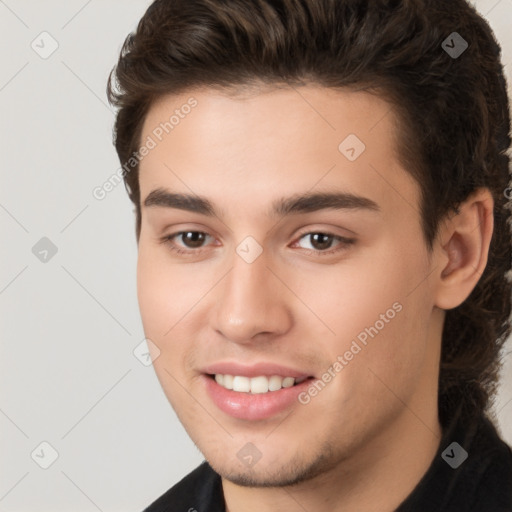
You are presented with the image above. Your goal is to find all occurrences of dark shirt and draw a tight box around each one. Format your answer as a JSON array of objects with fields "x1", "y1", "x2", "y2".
[{"x1": 143, "y1": 408, "x2": 512, "y2": 512}]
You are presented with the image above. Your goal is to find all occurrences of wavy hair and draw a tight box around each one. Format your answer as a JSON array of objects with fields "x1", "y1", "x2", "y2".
[{"x1": 107, "y1": 0, "x2": 512, "y2": 428}]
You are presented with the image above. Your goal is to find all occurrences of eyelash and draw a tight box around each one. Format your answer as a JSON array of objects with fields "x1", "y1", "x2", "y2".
[{"x1": 158, "y1": 229, "x2": 355, "y2": 257}]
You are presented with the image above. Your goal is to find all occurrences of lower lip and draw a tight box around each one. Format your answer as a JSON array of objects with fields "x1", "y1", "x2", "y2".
[{"x1": 202, "y1": 375, "x2": 314, "y2": 421}]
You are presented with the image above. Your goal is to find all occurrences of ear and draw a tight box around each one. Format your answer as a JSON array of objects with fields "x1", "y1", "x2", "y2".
[{"x1": 433, "y1": 188, "x2": 494, "y2": 310}]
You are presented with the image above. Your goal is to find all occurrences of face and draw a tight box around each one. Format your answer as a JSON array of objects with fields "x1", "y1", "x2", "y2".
[{"x1": 136, "y1": 85, "x2": 441, "y2": 487}]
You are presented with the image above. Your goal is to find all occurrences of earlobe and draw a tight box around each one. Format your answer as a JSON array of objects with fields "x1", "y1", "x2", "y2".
[{"x1": 434, "y1": 188, "x2": 494, "y2": 310}]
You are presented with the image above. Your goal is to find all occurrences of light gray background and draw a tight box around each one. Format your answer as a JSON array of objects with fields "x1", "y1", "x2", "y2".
[{"x1": 1, "y1": 1, "x2": 511, "y2": 511}]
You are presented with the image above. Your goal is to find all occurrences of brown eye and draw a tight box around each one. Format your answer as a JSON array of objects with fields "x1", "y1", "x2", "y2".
[
  {"x1": 306, "y1": 233, "x2": 335, "y2": 251},
  {"x1": 178, "y1": 231, "x2": 208, "y2": 248},
  {"x1": 293, "y1": 231, "x2": 356, "y2": 257},
  {"x1": 159, "y1": 231, "x2": 213, "y2": 256}
]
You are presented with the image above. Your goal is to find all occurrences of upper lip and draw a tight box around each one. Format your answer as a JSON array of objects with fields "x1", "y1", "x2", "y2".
[{"x1": 202, "y1": 361, "x2": 313, "y2": 379}]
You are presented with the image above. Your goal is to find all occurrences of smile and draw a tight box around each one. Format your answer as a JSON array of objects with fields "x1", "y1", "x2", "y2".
[{"x1": 212, "y1": 374, "x2": 308, "y2": 394}]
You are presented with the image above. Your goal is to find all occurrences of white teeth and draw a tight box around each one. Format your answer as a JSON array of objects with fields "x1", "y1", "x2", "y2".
[
  {"x1": 282, "y1": 377, "x2": 295, "y2": 388},
  {"x1": 268, "y1": 375, "x2": 283, "y2": 391},
  {"x1": 232, "y1": 376, "x2": 251, "y2": 392},
  {"x1": 250, "y1": 376, "x2": 269, "y2": 394},
  {"x1": 213, "y1": 374, "x2": 306, "y2": 393},
  {"x1": 223, "y1": 374, "x2": 234, "y2": 390}
]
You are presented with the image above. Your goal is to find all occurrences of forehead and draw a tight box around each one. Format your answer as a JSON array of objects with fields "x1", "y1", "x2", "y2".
[
  {"x1": 141, "y1": 84, "x2": 396, "y2": 149},
  {"x1": 137, "y1": 85, "x2": 420, "y2": 222}
]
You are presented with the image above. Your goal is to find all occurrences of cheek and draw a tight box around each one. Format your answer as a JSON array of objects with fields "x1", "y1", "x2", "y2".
[
  {"x1": 136, "y1": 244, "x2": 210, "y2": 378},
  {"x1": 136, "y1": 248, "x2": 197, "y2": 406},
  {"x1": 342, "y1": 286, "x2": 432, "y2": 415},
  {"x1": 136, "y1": 242, "x2": 199, "y2": 335},
  {"x1": 302, "y1": 239, "x2": 432, "y2": 382},
  {"x1": 136, "y1": 247, "x2": 168, "y2": 335},
  {"x1": 296, "y1": 248, "x2": 426, "y2": 344}
]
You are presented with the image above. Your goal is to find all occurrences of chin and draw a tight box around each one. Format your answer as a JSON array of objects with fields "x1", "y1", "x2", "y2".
[{"x1": 207, "y1": 443, "x2": 339, "y2": 488}]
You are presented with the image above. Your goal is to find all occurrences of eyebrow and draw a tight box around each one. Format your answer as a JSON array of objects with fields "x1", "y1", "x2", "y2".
[{"x1": 143, "y1": 187, "x2": 380, "y2": 218}]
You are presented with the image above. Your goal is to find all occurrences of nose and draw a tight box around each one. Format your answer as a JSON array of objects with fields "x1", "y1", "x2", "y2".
[{"x1": 212, "y1": 250, "x2": 293, "y2": 345}]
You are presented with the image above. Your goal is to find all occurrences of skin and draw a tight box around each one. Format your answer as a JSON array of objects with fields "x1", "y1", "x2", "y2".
[{"x1": 136, "y1": 85, "x2": 493, "y2": 512}]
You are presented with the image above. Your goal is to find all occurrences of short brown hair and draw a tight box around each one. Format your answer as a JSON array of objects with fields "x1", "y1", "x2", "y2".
[{"x1": 107, "y1": 0, "x2": 512, "y2": 428}]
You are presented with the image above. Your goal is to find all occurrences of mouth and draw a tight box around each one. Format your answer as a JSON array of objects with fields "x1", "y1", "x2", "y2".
[
  {"x1": 207, "y1": 373, "x2": 311, "y2": 394},
  {"x1": 202, "y1": 372, "x2": 316, "y2": 421}
]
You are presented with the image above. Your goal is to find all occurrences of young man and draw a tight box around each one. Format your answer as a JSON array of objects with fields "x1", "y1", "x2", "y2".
[{"x1": 108, "y1": 0, "x2": 512, "y2": 510}]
